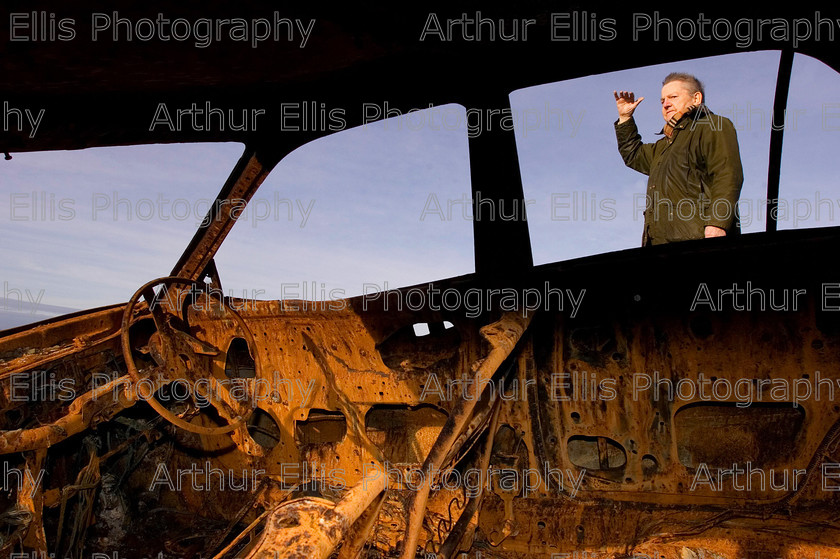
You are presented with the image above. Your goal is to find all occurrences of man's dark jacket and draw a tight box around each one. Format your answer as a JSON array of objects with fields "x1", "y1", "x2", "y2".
[{"x1": 615, "y1": 105, "x2": 744, "y2": 246}]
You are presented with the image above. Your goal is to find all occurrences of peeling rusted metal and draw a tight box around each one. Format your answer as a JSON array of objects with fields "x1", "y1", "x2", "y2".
[{"x1": 244, "y1": 470, "x2": 385, "y2": 559}]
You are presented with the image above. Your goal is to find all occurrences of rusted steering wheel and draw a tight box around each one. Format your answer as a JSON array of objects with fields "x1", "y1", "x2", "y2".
[{"x1": 120, "y1": 276, "x2": 259, "y2": 437}]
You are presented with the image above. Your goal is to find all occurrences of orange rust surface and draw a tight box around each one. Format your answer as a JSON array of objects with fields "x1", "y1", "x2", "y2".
[{"x1": 0, "y1": 276, "x2": 838, "y2": 558}]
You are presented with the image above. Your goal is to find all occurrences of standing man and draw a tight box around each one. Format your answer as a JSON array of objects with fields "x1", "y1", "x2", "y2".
[{"x1": 614, "y1": 73, "x2": 743, "y2": 246}]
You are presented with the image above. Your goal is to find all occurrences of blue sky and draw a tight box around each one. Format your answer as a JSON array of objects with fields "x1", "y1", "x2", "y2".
[{"x1": 3, "y1": 50, "x2": 840, "y2": 329}]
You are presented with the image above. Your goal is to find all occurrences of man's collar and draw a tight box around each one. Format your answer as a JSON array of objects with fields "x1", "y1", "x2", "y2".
[{"x1": 658, "y1": 104, "x2": 711, "y2": 137}]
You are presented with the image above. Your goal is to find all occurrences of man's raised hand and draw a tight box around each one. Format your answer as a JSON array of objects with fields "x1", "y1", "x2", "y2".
[{"x1": 614, "y1": 90, "x2": 644, "y2": 123}]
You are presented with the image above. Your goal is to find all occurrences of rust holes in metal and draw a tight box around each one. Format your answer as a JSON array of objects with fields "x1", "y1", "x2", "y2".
[
  {"x1": 224, "y1": 337, "x2": 256, "y2": 379},
  {"x1": 295, "y1": 409, "x2": 347, "y2": 445},
  {"x1": 411, "y1": 321, "x2": 455, "y2": 338},
  {"x1": 248, "y1": 408, "x2": 283, "y2": 449},
  {"x1": 567, "y1": 435, "x2": 627, "y2": 471},
  {"x1": 377, "y1": 320, "x2": 460, "y2": 371},
  {"x1": 641, "y1": 454, "x2": 659, "y2": 476}
]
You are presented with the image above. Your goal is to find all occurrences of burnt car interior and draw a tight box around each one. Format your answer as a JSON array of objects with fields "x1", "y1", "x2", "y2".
[{"x1": 2, "y1": 3, "x2": 840, "y2": 559}]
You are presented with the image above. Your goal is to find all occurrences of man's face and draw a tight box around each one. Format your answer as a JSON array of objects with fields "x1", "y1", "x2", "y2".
[{"x1": 660, "y1": 80, "x2": 702, "y2": 122}]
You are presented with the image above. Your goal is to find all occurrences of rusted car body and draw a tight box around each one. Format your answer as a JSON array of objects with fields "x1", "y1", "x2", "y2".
[{"x1": 1, "y1": 3, "x2": 839, "y2": 558}]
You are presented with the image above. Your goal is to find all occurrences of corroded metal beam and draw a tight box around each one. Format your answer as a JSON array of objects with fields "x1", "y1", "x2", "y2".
[
  {"x1": 0, "y1": 376, "x2": 134, "y2": 454},
  {"x1": 400, "y1": 310, "x2": 533, "y2": 559},
  {"x1": 170, "y1": 149, "x2": 279, "y2": 282},
  {"x1": 244, "y1": 469, "x2": 386, "y2": 559}
]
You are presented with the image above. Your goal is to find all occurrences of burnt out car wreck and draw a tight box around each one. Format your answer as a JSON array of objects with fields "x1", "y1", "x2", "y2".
[{"x1": 2, "y1": 4, "x2": 840, "y2": 559}]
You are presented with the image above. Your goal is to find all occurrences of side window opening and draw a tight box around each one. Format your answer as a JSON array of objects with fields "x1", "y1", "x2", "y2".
[
  {"x1": 0, "y1": 143, "x2": 245, "y2": 329},
  {"x1": 509, "y1": 51, "x2": 781, "y2": 264},
  {"x1": 778, "y1": 53, "x2": 840, "y2": 231},
  {"x1": 214, "y1": 104, "x2": 474, "y2": 303}
]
